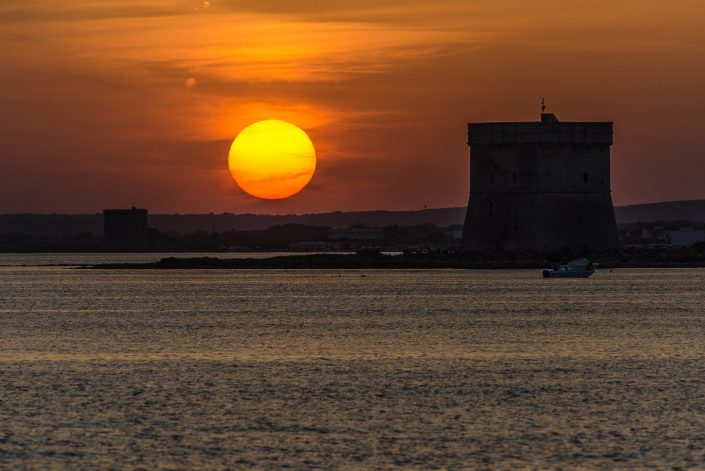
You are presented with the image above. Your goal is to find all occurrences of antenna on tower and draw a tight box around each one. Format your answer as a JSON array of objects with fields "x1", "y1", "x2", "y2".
[{"x1": 541, "y1": 98, "x2": 546, "y2": 114}]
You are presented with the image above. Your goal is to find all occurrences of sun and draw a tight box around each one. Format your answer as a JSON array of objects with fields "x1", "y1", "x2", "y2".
[{"x1": 228, "y1": 120, "x2": 317, "y2": 199}]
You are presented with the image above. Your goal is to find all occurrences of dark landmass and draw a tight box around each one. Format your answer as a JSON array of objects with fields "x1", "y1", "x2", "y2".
[
  {"x1": 0, "y1": 223, "x2": 459, "y2": 252},
  {"x1": 150, "y1": 208, "x2": 468, "y2": 234},
  {"x1": 2, "y1": 199, "x2": 705, "y2": 238},
  {"x1": 2, "y1": 220, "x2": 704, "y2": 254},
  {"x1": 2, "y1": 200, "x2": 705, "y2": 253},
  {"x1": 0, "y1": 207, "x2": 466, "y2": 236},
  {"x1": 85, "y1": 246, "x2": 705, "y2": 270}
]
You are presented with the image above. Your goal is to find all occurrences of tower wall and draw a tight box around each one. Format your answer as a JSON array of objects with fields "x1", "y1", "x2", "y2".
[{"x1": 461, "y1": 118, "x2": 620, "y2": 251}]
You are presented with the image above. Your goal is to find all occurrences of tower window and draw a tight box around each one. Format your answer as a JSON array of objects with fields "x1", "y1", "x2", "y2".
[{"x1": 583, "y1": 172, "x2": 589, "y2": 183}]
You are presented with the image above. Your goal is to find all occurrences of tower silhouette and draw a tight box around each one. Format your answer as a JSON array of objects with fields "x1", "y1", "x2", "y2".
[{"x1": 461, "y1": 111, "x2": 620, "y2": 252}]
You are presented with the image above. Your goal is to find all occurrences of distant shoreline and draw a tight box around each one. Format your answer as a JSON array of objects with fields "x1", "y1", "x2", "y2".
[
  {"x1": 81, "y1": 254, "x2": 705, "y2": 270},
  {"x1": 3, "y1": 199, "x2": 705, "y2": 237}
]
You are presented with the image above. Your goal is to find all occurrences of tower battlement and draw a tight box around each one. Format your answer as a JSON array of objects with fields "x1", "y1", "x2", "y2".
[{"x1": 468, "y1": 121, "x2": 613, "y2": 146}]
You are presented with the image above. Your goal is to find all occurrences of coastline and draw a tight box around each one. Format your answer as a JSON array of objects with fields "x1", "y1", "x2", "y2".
[{"x1": 81, "y1": 253, "x2": 705, "y2": 270}]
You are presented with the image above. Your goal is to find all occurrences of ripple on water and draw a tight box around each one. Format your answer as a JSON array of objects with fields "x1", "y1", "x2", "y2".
[{"x1": 1, "y1": 267, "x2": 705, "y2": 468}]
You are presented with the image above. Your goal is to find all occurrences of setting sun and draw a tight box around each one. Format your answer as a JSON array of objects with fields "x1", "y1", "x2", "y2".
[{"x1": 228, "y1": 120, "x2": 317, "y2": 200}]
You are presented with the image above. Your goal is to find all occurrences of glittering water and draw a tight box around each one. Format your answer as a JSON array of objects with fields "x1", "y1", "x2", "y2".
[{"x1": 1, "y1": 264, "x2": 705, "y2": 469}]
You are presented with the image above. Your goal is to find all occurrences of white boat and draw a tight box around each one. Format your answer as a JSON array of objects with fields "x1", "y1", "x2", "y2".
[{"x1": 542, "y1": 258, "x2": 597, "y2": 278}]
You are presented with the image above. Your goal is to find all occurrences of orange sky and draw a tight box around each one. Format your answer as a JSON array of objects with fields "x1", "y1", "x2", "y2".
[{"x1": 1, "y1": 0, "x2": 705, "y2": 213}]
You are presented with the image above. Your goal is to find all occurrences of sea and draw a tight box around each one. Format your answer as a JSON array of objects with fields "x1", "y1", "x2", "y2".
[{"x1": 1, "y1": 253, "x2": 705, "y2": 469}]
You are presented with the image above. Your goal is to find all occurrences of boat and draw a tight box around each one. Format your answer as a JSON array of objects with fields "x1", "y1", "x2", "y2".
[{"x1": 542, "y1": 258, "x2": 597, "y2": 278}]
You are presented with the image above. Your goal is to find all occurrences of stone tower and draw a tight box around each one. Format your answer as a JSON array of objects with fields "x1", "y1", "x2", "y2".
[
  {"x1": 461, "y1": 112, "x2": 620, "y2": 252},
  {"x1": 103, "y1": 207, "x2": 149, "y2": 251}
]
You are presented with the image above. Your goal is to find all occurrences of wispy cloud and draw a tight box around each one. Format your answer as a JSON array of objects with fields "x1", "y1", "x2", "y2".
[{"x1": 0, "y1": 0, "x2": 188, "y2": 22}]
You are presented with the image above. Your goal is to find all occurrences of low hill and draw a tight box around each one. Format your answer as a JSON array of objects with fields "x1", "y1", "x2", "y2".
[
  {"x1": 615, "y1": 200, "x2": 705, "y2": 224},
  {"x1": 149, "y1": 208, "x2": 467, "y2": 234}
]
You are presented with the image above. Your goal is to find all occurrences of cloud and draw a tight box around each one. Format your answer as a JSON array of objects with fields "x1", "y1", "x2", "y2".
[
  {"x1": 194, "y1": 1, "x2": 210, "y2": 12},
  {"x1": 0, "y1": 1, "x2": 185, "y2": 22},
  {"x1": 1, "y1": 1, "x2": 484, "y2": 85}
]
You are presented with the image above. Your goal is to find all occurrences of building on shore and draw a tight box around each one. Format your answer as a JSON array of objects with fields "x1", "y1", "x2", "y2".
[
  {"x1": 462, "y1": 111, "x2": 620, "y2": 252},
  {"x1": 103, "y1": 207, "x2": 149, "y2": 251}
]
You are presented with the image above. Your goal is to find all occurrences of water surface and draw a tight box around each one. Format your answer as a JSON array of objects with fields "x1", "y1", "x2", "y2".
[{"x1": 1, "y1": 266, "x2": 704, "y2": 468}]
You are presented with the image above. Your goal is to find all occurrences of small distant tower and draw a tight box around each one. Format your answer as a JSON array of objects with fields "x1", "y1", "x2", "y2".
[
  {"x1": 461, "y1": 109, "x2": 620, "y2": 252},
  {"x1": 103, "y1": 207, "x2": 149, "y2": 251}
]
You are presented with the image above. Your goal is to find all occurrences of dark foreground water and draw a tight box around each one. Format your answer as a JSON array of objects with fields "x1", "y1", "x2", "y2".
[{"x1": 1, "y1": 265, "x2": 705, "y2": 469}]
